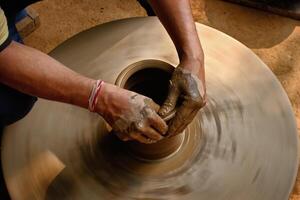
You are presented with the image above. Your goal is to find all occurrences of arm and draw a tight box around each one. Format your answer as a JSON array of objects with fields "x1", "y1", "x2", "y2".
[
  {"x1": 0, "y1": 41, "x2": 167, "y2": 143},
  {"x1": 0, "y1": 4, "x2": 168, "y2": 143},
  {"x1": 0, "y1": 41, "x2": 94, "y2": 108},
  {"x1": 148, "y1": 0, "x2": 204, "y2": 72},
  {"x1": 148, "y1": 0, "x2": 206, "y2": 136}
]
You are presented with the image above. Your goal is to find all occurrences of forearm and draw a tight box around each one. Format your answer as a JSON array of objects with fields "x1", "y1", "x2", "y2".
[
  {"x1": 148, "y1": 0, "x2": 203, "y2": 64},
  {"x1": 0, "y1": 41, "x2": 94, "y2": 108}
]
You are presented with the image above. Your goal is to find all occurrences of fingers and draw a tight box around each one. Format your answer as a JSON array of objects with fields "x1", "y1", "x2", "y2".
[
  {"x1": 140, "y1": 127, "x2": 164, "y2": 141},
  {"x1": 129, "y1": 132, "x2": 157, "y2": 144},
  {"x1": 158, "y1": 81, "x2": 180, "y2": 118},
  {"x1": 115, "y1": 131, "x2": 156, "y2": 144},
  {"x1": 115, "y1": 132, "x2": 132, "y2": 141},
  {"x1": 117, "y1": 119, "x2": 166, "y2": 144},
  {"x1": 167, "y1": 100, "x2": 201, "y2": 136},
  {"x1": 140, "y1": 100, "x2": 168, "y2": 137},
  {"x1": 170, "y1": 109, "x2": 198, "y2": 135},
  {"x1": 135, "y1": 120, "x2": 164, "y2": 142},
  {"x1": 148, "y1": 112, "x2": 168, "y2": 135}
]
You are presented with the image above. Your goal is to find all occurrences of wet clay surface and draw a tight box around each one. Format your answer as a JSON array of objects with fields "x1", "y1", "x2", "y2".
[
  {"x1": 21, "y1": 0, "x2": 300, "y2": 199},
  {"x1": 159, "y1": 67, "x2": 206, "y2": 136}
]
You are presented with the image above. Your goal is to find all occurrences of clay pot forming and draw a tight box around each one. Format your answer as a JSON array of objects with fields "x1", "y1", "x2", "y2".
[{"x1": 115, "y1": 59, "x2": 186, "y2": 161}]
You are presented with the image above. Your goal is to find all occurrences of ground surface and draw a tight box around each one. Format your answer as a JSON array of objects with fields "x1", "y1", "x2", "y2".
[{"x1": 24, "y1": 0, "x2": 300, "y2": 199}]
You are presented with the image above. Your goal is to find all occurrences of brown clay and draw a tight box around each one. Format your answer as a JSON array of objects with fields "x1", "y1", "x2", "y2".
[
  {"x1": 115, "y1": 59, "x2": 185, "y2": 161},
  {"x1": 159, "y1": 66, "x2": 206, "y2": 136}
]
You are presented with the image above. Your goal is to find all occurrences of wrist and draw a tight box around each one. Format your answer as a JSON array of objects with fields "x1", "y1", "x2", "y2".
[
  {"x1": 88, "y1": 80, "x2": 104, "y2": 112},
  {"x1": 178, "y1": 41, "x2": 204, "y2": 62},
  {"x1": 69, "y1": 77, "x2": 95, "y2": 109},
  {"x1": 178, "y1": 47, "x2": 204, "y2": 72},
  {"x1": 93, "y1": 82, "x2": 111, "y2": 115},
  {"x1": 179, "y1": 56, "x2": 204, "y2": 75}
]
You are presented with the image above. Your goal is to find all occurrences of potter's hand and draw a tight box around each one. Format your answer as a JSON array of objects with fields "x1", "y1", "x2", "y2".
[
  {"x1": 95, "y1": 83, "x2": 168, "y2": 144},
  {"x1": 147, "y1": 0, "x2": 207, "y2": 136},
  {"x1": 159, "y1": 60, "x2": 206, "y2": 136}
]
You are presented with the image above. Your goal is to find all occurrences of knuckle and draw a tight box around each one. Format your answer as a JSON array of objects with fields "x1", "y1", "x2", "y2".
[
  {"x1": 134, "y1": 121, "x2": 145, "y2": 130},
  {"x1": 146, "y1": 109, "x2": 155, "y2": 117},
  {"x1": 148, "y1": 113, "x2": 158, "y2": 121},
  {"x1": 148, "y1": 115, "x2": 162, "y2": 126},
  {"x1": 189, "y1": 97, "x2": 205, "y2": 108}
]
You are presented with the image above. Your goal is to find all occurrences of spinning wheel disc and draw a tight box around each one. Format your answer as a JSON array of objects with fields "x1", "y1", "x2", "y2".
[{"x1": 1, "y1": 17, "x2": 298, "y2": 200}]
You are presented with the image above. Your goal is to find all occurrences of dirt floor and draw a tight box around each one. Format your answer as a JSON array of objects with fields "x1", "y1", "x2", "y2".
[{"x1": 24, "y1": 0, "x2": 300, "y2": 199}]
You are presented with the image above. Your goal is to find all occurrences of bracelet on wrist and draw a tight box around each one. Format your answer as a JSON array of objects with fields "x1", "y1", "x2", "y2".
[{"x1": 88, "y1": 80, "x2": 104, "y2": 112}]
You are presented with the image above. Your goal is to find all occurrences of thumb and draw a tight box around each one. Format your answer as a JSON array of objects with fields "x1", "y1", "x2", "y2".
[{"x1": 158, "y1": 82, "x2": 180, "y2": 118}]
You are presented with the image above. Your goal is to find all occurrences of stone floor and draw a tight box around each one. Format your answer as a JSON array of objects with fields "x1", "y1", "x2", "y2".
[{"x1": 24, "y1": 0, "x2": 300, "y2": 199}]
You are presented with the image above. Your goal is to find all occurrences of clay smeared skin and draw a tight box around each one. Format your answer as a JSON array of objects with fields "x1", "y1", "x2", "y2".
[
  {"x1": 159, "y1": 67, "x2": 206, "y2": 136},
  {"x1": 96, "y1": 83, "x2": 168, "y2": 144},
  {"x1": 149, "y1": 0, "x2": 207, "y2": 136}
]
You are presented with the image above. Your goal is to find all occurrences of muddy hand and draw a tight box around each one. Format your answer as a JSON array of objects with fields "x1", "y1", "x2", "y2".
[
  {"x1": 159, "y1": 66, "x2": 206, "y2": 136},
  {"x1": 95, "y1": 83, "x2": 168, "y2": 144}
]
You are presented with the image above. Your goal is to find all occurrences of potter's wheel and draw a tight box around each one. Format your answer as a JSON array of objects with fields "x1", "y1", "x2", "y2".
[{"x1": 1, "y1": 17, "x2": 298, "y2": 200}]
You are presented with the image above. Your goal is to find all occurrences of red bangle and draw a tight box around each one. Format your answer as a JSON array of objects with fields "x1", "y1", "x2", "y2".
[{"x1": 88, "y1": 80, "x2": 104, "y2": 112}]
